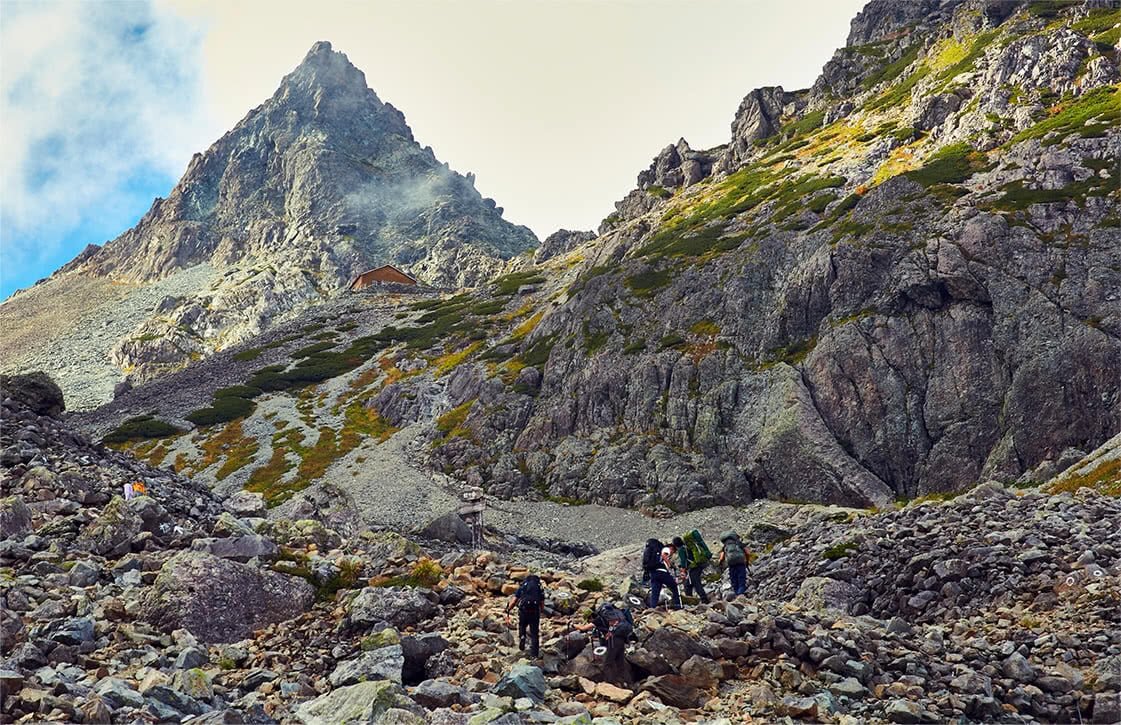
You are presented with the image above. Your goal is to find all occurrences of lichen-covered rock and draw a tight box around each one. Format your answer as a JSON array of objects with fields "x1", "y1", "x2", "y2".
[
  {"x1": 142, "y1": 551, "x2": 314, "y2": 642},
  {"x1": 791, "y1": 576, "x2": 862, "y2": 613},
  {"x1": 295, "y1": 680, "x2": 416, "y2": 725},
  {"x1": 255, "y1": 518, "x2": 341, "y2": 550}
]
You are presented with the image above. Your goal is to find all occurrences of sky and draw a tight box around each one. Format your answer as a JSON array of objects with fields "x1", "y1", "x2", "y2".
[{"x1": 0, "y1": 0, "x2": 866, "y2": 299}]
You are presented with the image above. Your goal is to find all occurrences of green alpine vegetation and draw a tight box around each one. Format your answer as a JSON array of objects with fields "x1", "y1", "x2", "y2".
[{"x1": 103, "y1": 415, "x2": 183, "y2": 444}]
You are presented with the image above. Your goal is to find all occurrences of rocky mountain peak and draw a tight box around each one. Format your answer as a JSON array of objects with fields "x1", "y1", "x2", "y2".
[
  {"x1": 271, "y1": 41, "x2": 409, "y2": 136},
  {"x1": 0, "y1": 40, "x2": 537, "y2": 407},
  {"x1": 289, "y1": 40, "x2": 365, "y2": 88}
]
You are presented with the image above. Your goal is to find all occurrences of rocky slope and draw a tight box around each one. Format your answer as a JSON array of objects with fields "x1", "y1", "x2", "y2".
[
  {"x1": 0, "y1": 41, "x2": 537, "y2": 408},
  {"x1": 3, "y1": 374, "x2": 1120, "y2": 724}
]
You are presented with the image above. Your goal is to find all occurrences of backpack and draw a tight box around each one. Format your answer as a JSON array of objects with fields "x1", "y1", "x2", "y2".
[
  {"x1": 517, "y1": 575, "x2": 544, "y2": 611},
  {"x1": 641, "y1": 539, "x2": 665, "y2": 574},
  {"x1": 683, "y1": 529, "x2": 712, "y2": 568},
  {"x1": 722, "y1": 533, "x2": 747, "y2": 567},
  {"x1": 593, "y1": 603, "x2": 637, "y2": 642}
]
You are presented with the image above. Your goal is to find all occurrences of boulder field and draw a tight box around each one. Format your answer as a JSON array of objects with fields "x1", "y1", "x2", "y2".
[{"x1": 2, "y1": 388, "x2": 1120, "y2": 724}]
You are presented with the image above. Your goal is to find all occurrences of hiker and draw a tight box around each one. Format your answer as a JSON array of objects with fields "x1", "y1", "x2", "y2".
[
  {"x1": 591, "y1": 601, "x2": 636, "y2": 682},
  {"x1": 673, "y1": 531, "x2": 711, "y2": 604},
  {"x1": 506, "y1": 573, "x2": 545, "y2": 657},
  {"x1": 718, "y1": 530, "x2": 749, "y2": 596},
  {"x1": 642, "y1": 538, "x2": 682, "y2": 610},
  {"x1": 572, "y1": 601, "x2": 636, "y2": 683}
]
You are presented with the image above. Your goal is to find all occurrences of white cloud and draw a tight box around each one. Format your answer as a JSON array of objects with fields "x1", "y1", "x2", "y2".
[{"x1": 0, "y1": 0, "x2": 221, "y2": 287}]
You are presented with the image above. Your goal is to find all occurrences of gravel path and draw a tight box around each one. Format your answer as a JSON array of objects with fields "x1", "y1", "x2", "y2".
[{"x1": 325, "y1": 418, "x2": 857, "y2": 553}]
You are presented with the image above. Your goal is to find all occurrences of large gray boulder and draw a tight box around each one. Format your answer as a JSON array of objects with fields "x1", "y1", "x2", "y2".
[
  {"x1": 493, "y1": 664, "x2": 546, "y2": 703},
  {"x1": 295, "y1": 680, "x2": 416, "y2": 725},
  {"x1": 328, "y1": 645, "x2": 404, "y2": 686},
  {"x1": 346, "y1": 587, "x2": 438, "y2": 631},
  {"x1": 0, "y1": 496, "x2": 33, "y2": 539},
  {"x1": 75, "y1": 496, "x2": 143, "y2": 557},
  {"x1": 190, "y1": 535, "x2": 279, "y2": 563},
  {"x1": 0, "y1": 373, "x2": 64, "y2": 416},
  {"x1": 223, "y1": 491, "x2": 267, "y2": 519},
  {"x1": 142, "y1": 551, "x2": 314, "y2": 643},
  {"x1": 627, "y1": 627, "x2": 717, "y2": 674},
  {"x1": 417, "y1": 512, "x2": 472, "y2": 545}
]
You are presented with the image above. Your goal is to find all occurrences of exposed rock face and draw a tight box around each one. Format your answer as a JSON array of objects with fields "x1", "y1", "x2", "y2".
[
  {"x1": 717, "y1": 87, "x2": 799, "y2": 173},
  {"x1": 600, "y1": 140, "x2": 720, "y2": 233},
  {"x1": 534, "y1": 229, "x2": 596, "y2": 263},
  {"x1": 846, "y1": 0, "x2": 955, "y2": 46},
  {"x1": 637, "y1": 139, "x2": 715, "y2": 191},
  {"x1": 408, "y1": 0, "x2": 1121, "y2": 509},
  {"x1": 0, "y1": 41, "x2": 537, "y2": 407}
]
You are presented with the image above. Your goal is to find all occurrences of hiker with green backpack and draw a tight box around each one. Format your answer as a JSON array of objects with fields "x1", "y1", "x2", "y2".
[
  {"x1": 718, "y1": 530, "x2": 750, "y2": 597},
  {"x1": 672, "y1": 530, "x2": 712, "y2": 604}
]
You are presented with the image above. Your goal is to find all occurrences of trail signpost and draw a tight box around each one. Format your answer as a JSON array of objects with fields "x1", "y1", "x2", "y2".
[{"x1": 458, "y1": 486, "x2": 485, "y2": 549}]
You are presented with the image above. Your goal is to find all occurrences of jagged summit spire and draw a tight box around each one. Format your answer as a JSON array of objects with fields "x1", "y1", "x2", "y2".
[{"x1": 281, "y1": 40, "x2": 372, "y2": 100}]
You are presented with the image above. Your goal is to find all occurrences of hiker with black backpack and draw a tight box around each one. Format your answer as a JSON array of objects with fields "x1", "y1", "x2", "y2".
[
  {"x1": 641, "y1": 538, "x2": 682, "y2": 610},
  {"x1": 506, "y1": 574, "x2": 545, "y2": 657},
  {"x1": 673, "y1": 530, "x2": 712, "y2": 604},
  {"x1": 592, "y1": 601, "x2": 636, "y2": 682},
  {"x1": 718, "y1": 530, "x2": 749, "y2": 597}
]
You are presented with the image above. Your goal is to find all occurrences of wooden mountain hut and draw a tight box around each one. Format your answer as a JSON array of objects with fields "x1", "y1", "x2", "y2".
[{"x1": 348, "y1": 264, "x2": 418, "y2": 291}]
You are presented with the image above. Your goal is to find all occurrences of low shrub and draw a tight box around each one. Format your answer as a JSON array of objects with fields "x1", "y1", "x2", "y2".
[
  {"x1": 185, "y1": 396, "x2": 256, "y2": 427},
  {"x1": 518, "y1": 335, "x2": 557, "y2": 368},
  {"x1": 374, "y1": 558, "x2": 443, "y2": 588},
  {"x1": 103, "y1": 415, "x2": 183, "y2": 444},
  {"x1": 822, "y1": 540, "x2": 858, "y2": 560},
  {"x1": 905, "y1": 143, "x2": 987, "y2": 187},
  {"x1": 291, "y1": 341, "x2": 336, "y2": 358},
  {"x1": 1010, "y1": 85, "x2": 1119, "y2": 144},
  {"x1": 232, "y1": 348, "x2": 263, "y2": 362},
  {"x1": 436, "y1": 400, "x2": 475, "y2": 440},
  {"x1": 659, "y1": 334, "x2": 686, "y2": 350},
  {"x1": 625, "y1": 268, "x2": 673, "y2": 297},
  {"x1": 214, "y1": 385, "x2": 264, "y2": 399},
  {"x1": 493, "y1": 270, "x2": 547, "y2": 296}
]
